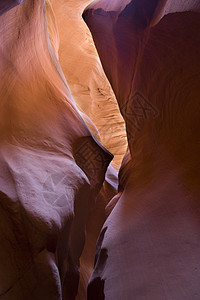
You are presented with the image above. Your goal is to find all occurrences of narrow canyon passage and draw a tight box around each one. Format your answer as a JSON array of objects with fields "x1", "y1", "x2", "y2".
[{"x1": 0, "y1": 1, "x2": 200, "y2": 300}]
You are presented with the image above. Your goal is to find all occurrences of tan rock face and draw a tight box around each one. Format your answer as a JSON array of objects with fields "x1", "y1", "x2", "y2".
[
  {"x1": 1, "y1": 0, "x2": 200, "y2": 299},
  {"x1": 44, "y1": 3, "x2": 126, "y2": 296},
  {"x1": 48, "y1": 0, "x2": 127, "y2": 168},
  {"x1": 0, "y1": 1, "x2": 113, "y2": 299}
]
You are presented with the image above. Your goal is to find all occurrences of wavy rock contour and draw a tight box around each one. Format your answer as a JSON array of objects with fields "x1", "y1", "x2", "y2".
[
  {"x1": 0, "y1": 1, "x2": 113, "y2": 299},
  {"x1": 84, "y1": 0, "x2": 200, "y2": 299}
]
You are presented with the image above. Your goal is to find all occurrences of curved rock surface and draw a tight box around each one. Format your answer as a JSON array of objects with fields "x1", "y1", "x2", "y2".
[
  {"x1": 84, "y1": 0, "x2": 200, "y2": 299},
  {"x1": 1, "y1": 0, "x2": 200, "y2": 299},
  {"x1": 48, "y1": 0, "x2": 127, "y2": 168},
  {"x1": 0, "y1": 1, "x2": 114, "y2": 299}
]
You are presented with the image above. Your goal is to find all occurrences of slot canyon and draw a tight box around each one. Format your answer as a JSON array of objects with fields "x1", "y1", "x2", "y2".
[{"x1": 0, "y1": 0, "x2": 200, "y2": 299}]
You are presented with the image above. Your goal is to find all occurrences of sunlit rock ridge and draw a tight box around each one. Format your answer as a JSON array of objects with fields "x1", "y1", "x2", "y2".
[{"x1": 48, "y1": 0, "x2": 127, "y2": 168}]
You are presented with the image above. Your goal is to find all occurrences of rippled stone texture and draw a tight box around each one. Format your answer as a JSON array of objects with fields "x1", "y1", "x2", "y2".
[{"x1": 49, "y1": 0, "x2": 127, "y2": 168}]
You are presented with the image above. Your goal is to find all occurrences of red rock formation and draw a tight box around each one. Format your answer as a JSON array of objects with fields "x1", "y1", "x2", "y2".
[
  {"x1": 0, "y1": 0, "x2": 25, "y2": 16},
  {"x1": 48, "y1": 0, "x2": 127, "y2": 167},
  {"x1": 0, "y1": 1, "x2": 113, "y2": 299},
  {"x1": 1, "y1": 0, "x2": 200, "y2": 299},
  {"x1": 44, "y1": 2, "x2": 125, "y2": 297},
  {"x1": 84, "y1": 0, "x2": 200, "y2": 299}
]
